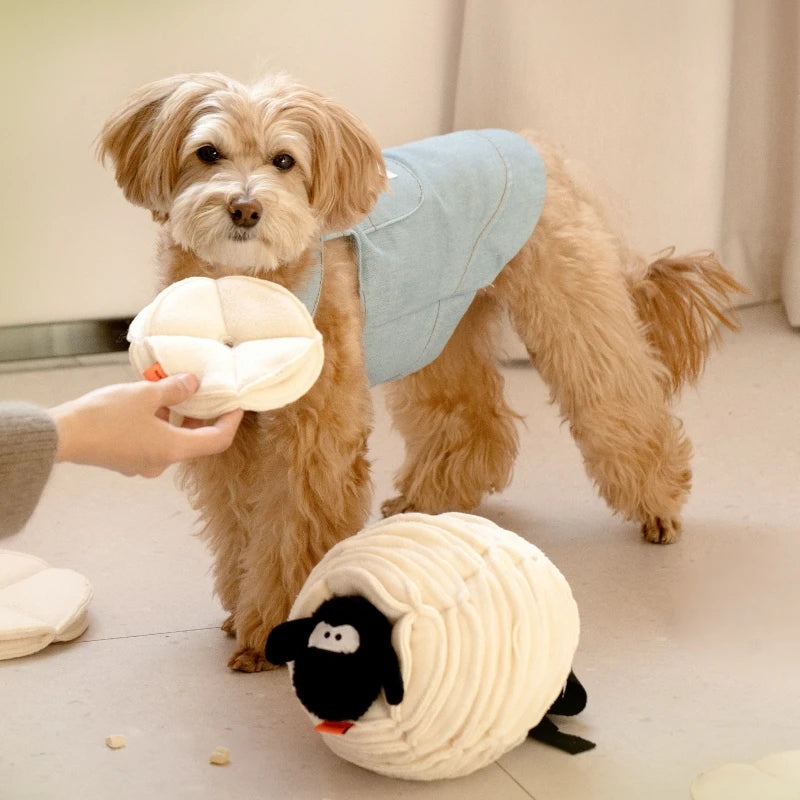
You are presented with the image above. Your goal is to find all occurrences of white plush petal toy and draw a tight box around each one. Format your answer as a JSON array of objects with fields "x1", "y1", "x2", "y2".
[
  {"x1": 127, "y1": 276, "x2": 324, "y2": 419},
  {"x1": 692, "y1": 751, "x2": 800, "y2": 800},
  {"x1": 267, "y1": 512, "x2": 587, "y2": 781},
  {"x1": 0, "y1": 550, "x2": 92, "y2": 660}
]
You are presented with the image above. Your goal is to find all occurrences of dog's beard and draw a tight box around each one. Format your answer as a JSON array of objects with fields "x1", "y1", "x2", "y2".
[{"x1": 168, "y1": 177, "x2": 319, "y2": 274}]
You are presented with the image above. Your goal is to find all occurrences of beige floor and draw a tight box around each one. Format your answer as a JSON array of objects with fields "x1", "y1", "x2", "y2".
[{"x1": 0, "y1": 302, "x2": 798, "y2": 800}]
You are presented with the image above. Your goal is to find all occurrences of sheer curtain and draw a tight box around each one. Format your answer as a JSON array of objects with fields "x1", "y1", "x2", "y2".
[
  {"x1": 453, "y1": 0, "x2": 800, "y2": 325},
  {"x1": 723, "y1": 0, "x2": 799, "y2": 324},
  {"x1": 782, "y1": 2, "x2": 800, "y2": 324}
]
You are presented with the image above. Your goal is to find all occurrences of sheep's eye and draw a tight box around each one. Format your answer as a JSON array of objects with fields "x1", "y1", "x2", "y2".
[
  {"x1": 272, "y1": 153, "x2": 295, "y2": 171},
  {"x1": 197, "y1": 145, "x2": 222, "y2": 164}
]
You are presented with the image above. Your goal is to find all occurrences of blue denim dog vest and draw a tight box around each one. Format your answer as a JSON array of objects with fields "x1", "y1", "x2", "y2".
[{"x1": 298, "y1": 129, "x2": 546, "y2": 386}]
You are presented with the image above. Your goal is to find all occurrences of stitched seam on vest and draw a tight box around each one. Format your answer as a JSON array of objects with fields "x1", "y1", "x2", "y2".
[
  {"x1": 307, "y1": 241, "x2": 325, "y2": 316},
  {"x1": 358, "y1": 158, "x2": 423, "y2": 233},
  {"x1": 454, "y1": 131, "x2": 511, "y2": 294},
  {"x1": 292, "y1": 239, "x2": 326, "y2": 318},
  {"x1": 407, "y1": 300, "x2": 442, "y2": 378}
]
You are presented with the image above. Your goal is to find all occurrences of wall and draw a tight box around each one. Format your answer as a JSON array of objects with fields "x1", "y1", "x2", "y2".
[
  {"x1": 0, "y1": 0, "x2": 464, "y2": 326},
  {"x1": 454, "y1": 0, "x2": 736, "y2": 267}
]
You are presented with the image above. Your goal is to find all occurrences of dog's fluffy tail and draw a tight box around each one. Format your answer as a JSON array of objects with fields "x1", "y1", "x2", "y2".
[{"x1": 627, "y1": 249, "x2": 748, "y2": 394}]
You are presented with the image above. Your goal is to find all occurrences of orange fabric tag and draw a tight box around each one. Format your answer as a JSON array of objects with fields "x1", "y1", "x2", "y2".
[
  {"x1": 314, "y1": 720, "x2": 354, "y2": 736},
  {"x1": 143, "y1": 362, "x2": 168, "y2": 381}
]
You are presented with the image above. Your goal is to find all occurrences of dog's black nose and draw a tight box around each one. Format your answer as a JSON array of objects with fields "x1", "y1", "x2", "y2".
[{"x1": 228, "y1": 196, "x2": 262, "y2": 228}]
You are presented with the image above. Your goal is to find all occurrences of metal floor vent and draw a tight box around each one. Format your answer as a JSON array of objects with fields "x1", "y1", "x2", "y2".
[{"x1": 0, "y1": 318, "x2": 133, "y2": 363}]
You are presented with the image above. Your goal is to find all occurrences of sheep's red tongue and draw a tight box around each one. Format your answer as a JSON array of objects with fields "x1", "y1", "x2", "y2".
[{"x1": 314, "y1": 720, "x2": 355, "y2": 736}]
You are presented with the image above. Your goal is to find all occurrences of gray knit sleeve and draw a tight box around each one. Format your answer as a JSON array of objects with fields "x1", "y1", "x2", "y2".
[{"x1": 0, "y1": 403, "x2": 58, "y2": 537}]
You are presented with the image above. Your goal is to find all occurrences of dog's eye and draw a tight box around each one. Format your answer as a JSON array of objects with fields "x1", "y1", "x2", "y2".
[
  {"x1": 272, "y1": 153, "x2": 295, "y2": 171},
  {"x1": 197, "y1": 145, "x2": 222, "y2": 164}
]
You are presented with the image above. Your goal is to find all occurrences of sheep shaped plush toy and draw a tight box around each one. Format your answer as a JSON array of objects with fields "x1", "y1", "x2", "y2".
[
  {"x1": 126, "y1": 280, "x2": 592, "y2": 778},
  {"x1": 266, "y1": 512, "x2": 594, "y2": 781}
]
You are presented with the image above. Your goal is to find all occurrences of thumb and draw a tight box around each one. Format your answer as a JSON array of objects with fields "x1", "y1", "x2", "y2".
[{"x1": 153, "y1": 374, "x2": 200, "y2": 408}]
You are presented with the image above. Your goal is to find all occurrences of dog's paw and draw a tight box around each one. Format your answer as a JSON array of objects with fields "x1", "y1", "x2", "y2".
[
  {"x1": 221, "y1": 615, "x2": 236, "y2": 637},
  {"x1": 380, "y1": 495, "x2": 417, "y2": 518},
  {"x1": 641, "y1": 516, "x2": 682, "y2": 544},
  {"x1": 227, "y1": 646, "x2": 276, "y2": 673}
]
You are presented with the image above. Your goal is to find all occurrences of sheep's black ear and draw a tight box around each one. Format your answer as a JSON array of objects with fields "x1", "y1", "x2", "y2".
[
  {"x1": 265, "y1": 618, "x2": 315, "y2": 665},
  {"x1": 381, "y1": 642, "x2": 404, "y2": 706}
]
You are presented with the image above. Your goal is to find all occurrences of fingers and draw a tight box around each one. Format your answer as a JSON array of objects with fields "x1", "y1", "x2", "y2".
[
  {"x1": 211, "y1": 408, "x2": 244, "y2": 445},
  {"x1": 151, "y1": 374, "x2": 200, "y2": 408},
  {"x1": 143, "y1": 375, "x2": 243, "y2": 467},
  {"x1": 167, "y1": 408, "x2": 244, "y2": 461}
]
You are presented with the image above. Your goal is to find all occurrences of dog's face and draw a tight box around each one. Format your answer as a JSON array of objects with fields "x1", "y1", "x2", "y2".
[{"x1": 98, "y1": 73, "x2": 387, "y2": 274}]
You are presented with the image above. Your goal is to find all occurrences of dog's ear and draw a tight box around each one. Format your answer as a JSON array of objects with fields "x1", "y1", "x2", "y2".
[
  {"x1": 311, "y1": 98, "x2": 388, "y2": 231},
  {"x1": 96, "y1": 73, "x2": 228, "y2": 219},
  {"x1": 279, "y1": 90, "x2": 388, "y2": 232}
]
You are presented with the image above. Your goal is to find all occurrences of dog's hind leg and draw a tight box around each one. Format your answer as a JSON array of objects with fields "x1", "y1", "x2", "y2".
[
  {"x1": 495, "y1": 230, "x2": 692, "y2": 543},
  {"x1": 381, "y1": 292, "x2": 520, "y2": 517}
]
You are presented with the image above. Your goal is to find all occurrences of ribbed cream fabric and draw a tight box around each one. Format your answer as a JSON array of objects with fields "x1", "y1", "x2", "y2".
[
  {"x1": 289, "y1": 512, "x2": 580, "y2": 781},
  {"x1": 0, "y1": 403, "x2": 57, "y2": 537}
]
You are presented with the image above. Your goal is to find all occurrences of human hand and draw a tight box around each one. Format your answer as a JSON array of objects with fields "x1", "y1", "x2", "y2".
[{"x1": 51, "y1": 374, "x2": 243, "y2": 477}]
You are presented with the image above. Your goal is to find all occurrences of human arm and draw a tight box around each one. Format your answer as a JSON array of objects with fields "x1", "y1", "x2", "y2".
[
  {"x1": 0, "y1": 403, "x2": 59, "y2": 537},
  {"x1": 1, "y1": 373, "x2": 243, "y2": 537}
]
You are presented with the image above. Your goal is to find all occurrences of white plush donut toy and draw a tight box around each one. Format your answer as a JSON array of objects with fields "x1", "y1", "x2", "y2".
[
  {"x1": 0, "y1": 550, "x2": 92, "y2": 660},
  {"x1": 127, "y1": 276, "x2": 324, "y2": 419},
  {"x1": 267, "y1": 512, "x2": 593, "y2": 781},
  {"x1": 692, "y1": 751, "x2": 800, "y2": 800}
]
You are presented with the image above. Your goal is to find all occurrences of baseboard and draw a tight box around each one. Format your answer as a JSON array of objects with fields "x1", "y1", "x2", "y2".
[{"x1": 0, "y1": 318, "x2": 133, "y2": 363}]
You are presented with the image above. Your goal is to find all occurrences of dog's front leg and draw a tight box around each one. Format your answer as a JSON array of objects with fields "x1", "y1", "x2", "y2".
[
  {"x1": 178, "y1": 411, "x2": 265, "y2": 635},
  {"x1": 227, "y1": 369, "x2": 374, "y2": 672}
]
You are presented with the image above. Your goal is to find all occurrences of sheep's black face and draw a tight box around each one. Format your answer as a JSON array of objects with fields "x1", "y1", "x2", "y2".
[
  {"x1": 265, "y1": 595, "x2": 404, "y2": 724},
  {"x1": 293, "y1": 642, "x2": 384, "y2": 721}
]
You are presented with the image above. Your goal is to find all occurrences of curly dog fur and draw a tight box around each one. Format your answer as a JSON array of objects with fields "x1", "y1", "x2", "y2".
[{"x1": 99, "y1": 73, "x2": 745, "y2": 671}]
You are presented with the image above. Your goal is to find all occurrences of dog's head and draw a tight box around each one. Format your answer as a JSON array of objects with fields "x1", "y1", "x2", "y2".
[{"x1": 97, "y1": 73, "x2": 387, "y2": 273}]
